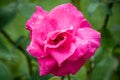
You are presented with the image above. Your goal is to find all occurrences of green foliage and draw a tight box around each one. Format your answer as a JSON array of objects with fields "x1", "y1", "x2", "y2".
[
  {"x1": 18, "y1": 2, "x2": 36, "y2": 18},
  {"x1": 0, "y1": 62, "x2": 12, "y2": 80},
  {"x1": 32, "y1": 70, "x2": 53, "y2": 80},
  {"x1": 0, "y1": 0, "x2": 120, "y2": 80},
  {"x1": 49, "y1": 76, "x2": 61, "y2": 80},
  {"x1": 91, "y1": 56, "x2": 118, "y2": 80},
  {"x1": 38, "y1": 0, "x2": 70, "y2": 11},
  {"x1": 110, "y1": 25, "x2": 120, "y2": 44},
  {"x1": 73, "y1": 66, "x2": 87, "y2": 80},
  {"x1": 87, "y1": 2, "x2": 100, "y2": 16},
  {"x1": 100, "y1": 29, "x2": 117, "y2": 48},
  {"x1": 0, "y1": 0, "x2": 17, "y2": 30}
]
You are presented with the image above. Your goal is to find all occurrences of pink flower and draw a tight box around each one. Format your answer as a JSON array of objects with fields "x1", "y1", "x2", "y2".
[{"x1": 26, "y1": 3, "x2": 100, "y2": 76}]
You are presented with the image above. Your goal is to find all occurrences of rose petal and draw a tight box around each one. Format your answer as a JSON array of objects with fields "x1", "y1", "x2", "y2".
[
  {"x1": 26, "y1": 40, "x2": 44, "y2": 57},
  {"x1": 51, "y1": 56, "x2": 86, "y2": 76},
  {"x1": 68, "y1": 28, "x2": 100, "y2": 61},
  {"x1": 49, "y1": 3, "x2": 91, "y2": 31},
  {"x1": 68, "y1": 39, "x2": 89, "y2": 61},
  {"x1": 45, "y1": 31, "x2": 76, "y2": 66},
  {"x1": 26, "y1": 6, "x2": 55, "y2": 41},
  {"x1": 26, "y1": 7, "x2": 57, "y2": 57},
  {"x1": 79, "y1": 19, "x2": 92, "y2": 28},
  {"x1": 76, "y1": 28, "x2": 100, "y2": 42},
  {"x1": 71, "y1": 28, "x2": 100, "y2": 60},
  {"x1": 38, "y1": 56, "x2": 57, "y2": 76},
  {"x1": 48, "y1": 42, "x2": 76, "y2": 66},
  {"x1": 26, "y1": 6, "x2": 47, "y2": 30},
  {"x1": 45, "y1": 29, "x2": 72, "y2": 49}
]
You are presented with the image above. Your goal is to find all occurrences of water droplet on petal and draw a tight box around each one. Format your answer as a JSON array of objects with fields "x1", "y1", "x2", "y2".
[
  {"x1": 69, "y1": 25, "x2": 73, "y2": 30},
  {"x1": 66, "y1": 8, "x2": 70, "y2": 12},
  {"x1": 40, "y1": 56, "x2": 45, "y2": 58},
  {"x1": 38, "y1": 15, "x2": 44, "y2": 19},
  {"x1": 70, "y1": 27, "x2": 73, "y2": 30},
  {"x1": 80, "y1": 29, "x2": 84, "y2": 31},
  {"x1": 32, "y1": 22, "x2": 34, "y2": 24}
]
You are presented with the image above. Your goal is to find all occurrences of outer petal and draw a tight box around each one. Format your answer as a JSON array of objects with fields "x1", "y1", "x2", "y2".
[
  {"x1": 26, "y1": 42, "x2": 43, "y2": 57},
  {"x1": 38, "y1": 56, "x2": 57, "y2": 76},
  {"x1": 68, "y1": 39, "x2": 89, "y2": 61},
  {"x1": 26, "y1": 6, "x2": 55, "y2": 41},
  {"x1": 51, "y1": 56, "x2": 86, "y2": 76},
  {"x1": 26, "y1": 6, "x2": 55, "y2": 57},
  {"x1": 49, "y1": 3, "x2": 91, "y2": 31},
  {"x1": 68, "y1": 28, "x2": 100, "y2": 60},
  {"x1": 26, "y1": 6, "x2": 47, "y2": 31}
]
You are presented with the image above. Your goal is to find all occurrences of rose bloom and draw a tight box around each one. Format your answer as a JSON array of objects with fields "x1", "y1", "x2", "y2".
[{"x1": 26, "y1": 3, "x2": 100, "y2": 76}]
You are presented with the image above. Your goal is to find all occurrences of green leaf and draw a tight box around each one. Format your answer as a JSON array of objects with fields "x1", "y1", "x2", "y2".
[
  {"x1": 18, "y1": 3, "x2": 36, "y2": 18},
  {"x1": 91, "y1": 56, "x2": 118, "y2": 80},
  {"x1": 100, "y1": 2, "x2": 112, "y2": 15},
  {"x1": 0, "y1": 61, "x2": 12, "y2": 80},
  {"x1": 32, "y1": 69, "x2": 53, "y2": 80},
  {"x1": 80, "y1": 0, "x2": 106, "y2": 30},
  {"x1": 91, "y1": 0, "x2": 101, "y2": 3},
  {"x1": 0, "y1": 0, "x2": 17, "y2": 7},
  {"x1": 100, "y1": 29, "x2": 117, "y2": 48},
  {"x1": 38, "y1": 0, "x2": 70, "y2": 11},
  {"x1": 87, "y1": 2, "x2": 100, "y2": 16},
  {"x1": 109, "y1": 25, "x2": 120, "y2": 44},
  {"x1": 73, "y1": 66, "x2": 87, "y2": 80},
  {"x1": 0, "y1": 32, "x2": 30, "y2": 79},
  {"x1": 102, "y1": 0, "x2": 120, "y2": 3},
  {"x1": 93, "y1": 47, "x2": 108, "y2": 65},
  {"x1": 0, "y1": 0, "x2": 17, "y2": 30},
  {"x1": 0, "y1": 37, "x2": 13, "y2": 61},
  {"x1": 107, "y1": 3, "x2": 120, "y2": 30}
]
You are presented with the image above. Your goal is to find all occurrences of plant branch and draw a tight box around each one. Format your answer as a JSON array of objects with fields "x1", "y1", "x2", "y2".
[
  {"x1": 0, "y1": 29, "x2": 32, "y2": 76},
  {"x1": 102, "y1": 3, "x2": 113, "y2": 29},
  {"x1": 61, "y1": 76, "x2": 65, "y2": 80},
  {"x1": 68, "y1": 74, "x2": 71, "y2": 80},
  {"x1": 87, "y1": 59, "x2": 93, "y2": 80}
]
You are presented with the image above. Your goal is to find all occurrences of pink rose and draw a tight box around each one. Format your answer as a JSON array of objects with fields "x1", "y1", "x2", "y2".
[{"x1": 26, "y1": 3, "x2": 100, "y2": 76}]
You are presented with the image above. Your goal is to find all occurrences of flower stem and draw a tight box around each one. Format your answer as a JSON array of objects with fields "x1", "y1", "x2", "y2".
[
  {"x1": 102, "y1": 3, "x2": 113, "y2": 29},
  {"x1": 61, "y1": 76, "x2": 64, "y2": 80},
  {"x1": 0, "y1": 29, "x2": 33, "y2": 76},
  {"x1": 68, "y1": 74, "x2": 71, "y2": 80}
]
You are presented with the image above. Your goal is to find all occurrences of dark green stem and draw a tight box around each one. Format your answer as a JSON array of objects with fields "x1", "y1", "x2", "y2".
[
  {"x1": 61, "y1": 76, "x2": 65, "y2": 80},
  {"x1": 0, "y1": 29, "x2": 32, "y2": 76},
  {"x1": 102, "y1": 3, "x2": 113, "y2": 29},
  {"x1": 87, "y1": 60, "x2": 93, "y2": 80},
  {"x1": 68, "y1": 74, "x2": 71, "y2": 80}
]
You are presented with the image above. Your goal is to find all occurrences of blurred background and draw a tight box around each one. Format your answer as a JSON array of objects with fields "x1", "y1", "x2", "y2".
[{"x1": 0, "y1": 0, "x2": 120, "y2": 80}]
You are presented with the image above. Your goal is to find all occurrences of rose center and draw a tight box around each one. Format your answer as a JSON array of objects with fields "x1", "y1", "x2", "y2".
[
  {"x1": 48, "y1": 33, "x2": 66, "y2": 45},
  {"x1": 53, "y1": 33, "x2": 64, "y2": 44}
]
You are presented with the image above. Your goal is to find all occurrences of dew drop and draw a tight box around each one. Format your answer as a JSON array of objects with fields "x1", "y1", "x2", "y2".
[
  {"x1": 32, "y1": 22, "x2": 34, "y2": 24},
  {"x1": 69, "y1": 25, "x2": 73, "y2": 30},
  {"x1": 40, "y1": 56, "x2": 45, "y2": 58},
  {"x1": 38, "y1": 15, "x2": 44, "y2": 19},
  {"x1": 66, "y1": 8, "x2": 70, "y2": 12}
]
